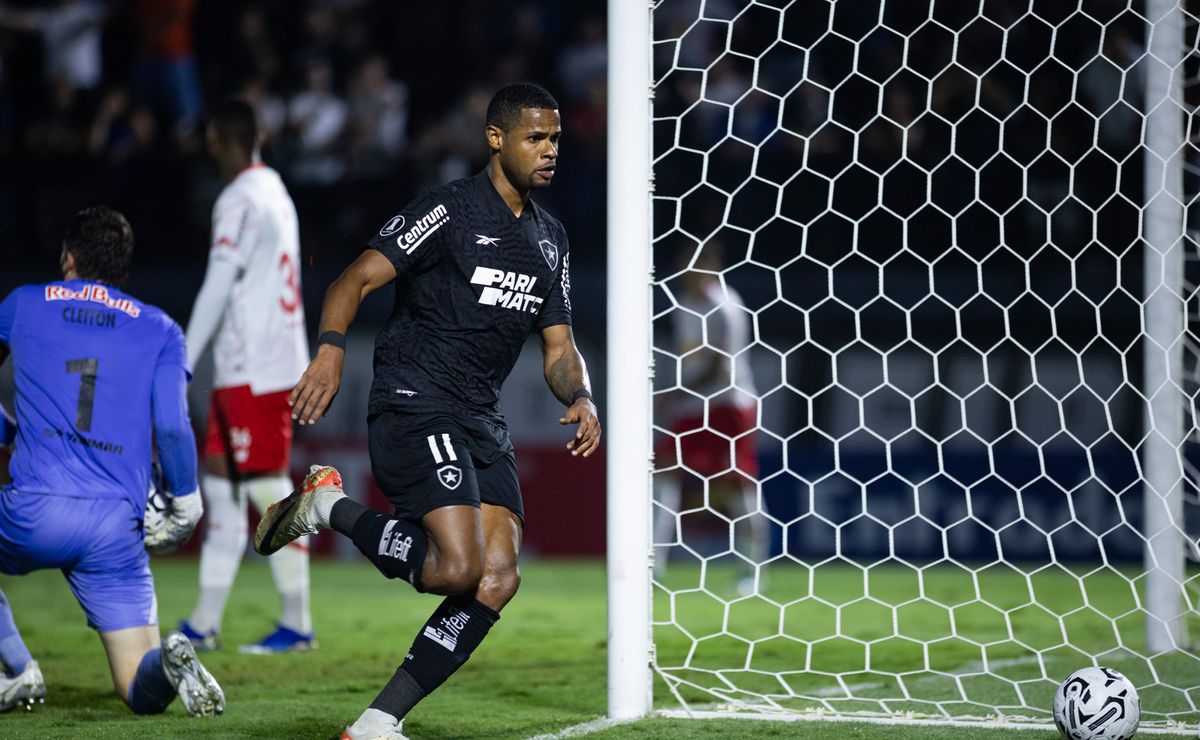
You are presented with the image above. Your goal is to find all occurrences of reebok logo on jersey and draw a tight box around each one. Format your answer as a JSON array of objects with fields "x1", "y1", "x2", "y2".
[
  {"x1": 45, "y1": 284, "x2": 141, "y2": 318},
  {"x1": 475, "y1": 234, "x2": 500, "y2": 246},
  {"x1": 396, "y1": 204, "x2": 449, "y2": 254},
  {"x1": 470, "y1": 266, "x2": 543, "y2": 313},
  {"x1": 423, "y1": 609, "x2": 471, "y2": 652}
]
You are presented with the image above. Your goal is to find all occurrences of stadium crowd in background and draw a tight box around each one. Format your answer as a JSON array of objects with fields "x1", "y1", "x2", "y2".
[
  {"x1": 0, "y1": 0, "x2": 1148, "y2": 358},
  {"x1": 0, "y1": 0, "x2": 609, "y2": 302}
]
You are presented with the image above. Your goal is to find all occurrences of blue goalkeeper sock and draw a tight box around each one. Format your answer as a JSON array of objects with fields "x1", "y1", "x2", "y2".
[
  {"x1": 0, "y1": 588, "x2": 32, "y2": 676},
  {"x1": 127, "y1": 648, "x2": 175, "y2": 714}
]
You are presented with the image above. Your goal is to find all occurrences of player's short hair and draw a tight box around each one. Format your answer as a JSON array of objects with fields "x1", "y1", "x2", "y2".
[
  {"x1": 486, "y1": 83, "x2": 559, "y2": 132},
  {"x1": 209, "y1": 97, "x2": 258, "y2": 153},
  {"x1": 63, "y1": 206, "x2": 134, "y2": 287}
]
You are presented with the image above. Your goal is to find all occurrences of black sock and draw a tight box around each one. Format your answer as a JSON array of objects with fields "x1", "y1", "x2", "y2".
[
  {"x1": 369, "y1": 596, "x2": 499, "y2": 718},
  {"x1": 329, "y1": 497, "x2": 369, "y2": 535},
  {"x1": 368, "y1": 668, "x2": 425, "y2": 720},
  {"x1": 332, "y1": 499, "x2": 428, "y2": 590}
]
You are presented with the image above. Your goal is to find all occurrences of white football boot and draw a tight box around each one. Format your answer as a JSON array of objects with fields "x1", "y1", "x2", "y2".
[
  {"x1": 0, "y1": 661, "x2": 44, "y2": 711},
  {"x1": 342, "y1": 708, "x2": 408, "y2": 740},
  {"x1": 161, "y1": 631, "x2": 225, "y2": 717},
  {"x1": 255, "y1": 465, "x2": 343, "y2": 555}
]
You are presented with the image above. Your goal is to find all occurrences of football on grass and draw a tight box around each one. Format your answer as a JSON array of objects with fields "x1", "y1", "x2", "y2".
[{"x1": 1053, "y1": 666, "x2": 1140, "y2": 739}]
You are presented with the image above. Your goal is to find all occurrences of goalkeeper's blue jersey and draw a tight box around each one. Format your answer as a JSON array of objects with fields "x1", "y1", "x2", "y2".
[{"x1": 0, "y1": 280, "x2": 189, "y2": 513}]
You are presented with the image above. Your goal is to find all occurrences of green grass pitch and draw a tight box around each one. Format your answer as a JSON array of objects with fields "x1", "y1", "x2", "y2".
[{"x1": 0, "y1": 557, "x2": 1188, "y2": 738}]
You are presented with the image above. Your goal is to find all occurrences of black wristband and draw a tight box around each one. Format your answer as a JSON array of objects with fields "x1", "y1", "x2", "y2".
[
  {"x1": 318, "y1": 331, "x2": 346, "y2": 350},
  {"x1": 571, "y1": 388, "x2": 593, "y2": 404}
]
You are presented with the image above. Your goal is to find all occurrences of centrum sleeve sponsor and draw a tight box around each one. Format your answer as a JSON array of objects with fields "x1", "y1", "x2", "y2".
[{"x1": 397, "y1": 204, "x2": 449, "y2": 254}]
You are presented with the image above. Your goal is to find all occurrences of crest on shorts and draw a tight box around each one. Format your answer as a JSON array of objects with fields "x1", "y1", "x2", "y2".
[
  {"x1": 538, "y1": 239, "x2": 558, "y2": 271},
  {"x1": 437, "y1": 465, "x2": 462, "y2": 490}
]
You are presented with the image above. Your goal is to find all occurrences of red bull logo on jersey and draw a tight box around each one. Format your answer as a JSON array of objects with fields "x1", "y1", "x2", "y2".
[
  {"x1": 45, "y1": 284, "x2": 141, "y2": 318},
  {"x1": 469, "y1": 266, "x2": 543, "y2": 313}
]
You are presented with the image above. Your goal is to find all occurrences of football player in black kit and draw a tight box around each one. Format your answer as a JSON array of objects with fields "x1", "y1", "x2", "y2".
[{"x1": 254, "y1": 82, "x2": 600, "y2": 740}]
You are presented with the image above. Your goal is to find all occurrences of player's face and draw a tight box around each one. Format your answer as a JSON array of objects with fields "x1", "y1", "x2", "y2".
[{"x1": 499, "y1": 108, "x2": 561, "y2": 191}]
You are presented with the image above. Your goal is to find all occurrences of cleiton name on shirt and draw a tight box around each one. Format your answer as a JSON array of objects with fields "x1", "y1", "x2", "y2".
[
  {"x1": 62, "y1": 306, "x2": 117, "y2": 328},
  {"x1": 45, "y1": 284, "x2": 141, "y2": 318}
]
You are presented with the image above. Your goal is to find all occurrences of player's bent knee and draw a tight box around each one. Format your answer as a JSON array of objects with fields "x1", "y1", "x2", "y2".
[
  {"x1": 477, "y1": 566, "x2": 520, "y2": 607},
  {"x1": 429, "y1": 560, "x2": 482, "y2": 594}
]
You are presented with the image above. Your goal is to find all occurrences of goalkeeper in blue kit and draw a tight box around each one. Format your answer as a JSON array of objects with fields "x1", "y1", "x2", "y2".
[{"x1": 0, "y1": 206, "x2": 224, "y2": 716}]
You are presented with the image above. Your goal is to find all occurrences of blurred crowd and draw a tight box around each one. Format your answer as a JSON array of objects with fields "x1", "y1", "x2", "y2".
[
  {"x1": 0, "y1": 0, "x2": 608, "y2": 284},
  {"x1": 0, "y1": 0, "x2": 1171, "y2": 353},
  {"x1": 652, "y1": 0, "x2": 1151, "y2": 280}
]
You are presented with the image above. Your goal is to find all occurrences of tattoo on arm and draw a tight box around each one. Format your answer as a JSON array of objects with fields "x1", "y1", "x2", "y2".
[{"x1": 547, "y1": 351, "x2": 590, "y2": 407}]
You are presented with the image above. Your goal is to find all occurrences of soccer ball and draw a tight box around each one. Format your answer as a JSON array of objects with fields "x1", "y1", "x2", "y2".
[
  {"x1": 1053, "y1": 667, "x2": 1140, "y2": 740},
  {"x1": 144, "y1": 486, "x2": 170, "y2": 536}
]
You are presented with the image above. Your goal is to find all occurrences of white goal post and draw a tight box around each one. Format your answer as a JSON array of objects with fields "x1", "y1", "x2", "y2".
[
  {"x1": 608, "y1": 0, "x2": 1199, "y2": 733},
  {"x1": 606, "y1": 0, "x2": 653, "y2": 722}
]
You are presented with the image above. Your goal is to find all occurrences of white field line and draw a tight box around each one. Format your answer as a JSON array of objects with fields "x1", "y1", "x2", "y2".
[{"x1": 525, "y1": 716, "x2": 636, "y2": 740}]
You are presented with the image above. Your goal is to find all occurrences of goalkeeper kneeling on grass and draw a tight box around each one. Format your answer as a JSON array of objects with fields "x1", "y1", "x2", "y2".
[{"x1": 0, "y1": 205, "x2": 224, "y2": 717}]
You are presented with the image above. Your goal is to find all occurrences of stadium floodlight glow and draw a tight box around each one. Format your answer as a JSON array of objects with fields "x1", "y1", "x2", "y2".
[{"x1": 602, "y1": 0, "x2": 1200, "y2": 733}]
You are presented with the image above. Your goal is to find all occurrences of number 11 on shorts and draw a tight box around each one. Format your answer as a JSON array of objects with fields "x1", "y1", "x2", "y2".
[{"x1": 426, "y1": 434, "x2": 457, "y2": 464}]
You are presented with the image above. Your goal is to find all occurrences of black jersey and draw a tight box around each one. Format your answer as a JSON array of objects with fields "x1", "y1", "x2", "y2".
[{"x1": 365, "y1": 170, "x2": 572, "y2": 420}]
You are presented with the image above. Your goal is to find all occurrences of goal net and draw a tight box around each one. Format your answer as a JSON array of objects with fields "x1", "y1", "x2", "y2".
[{"x1": 638, "y1": 0, "x2": 1200, "y2": 731}]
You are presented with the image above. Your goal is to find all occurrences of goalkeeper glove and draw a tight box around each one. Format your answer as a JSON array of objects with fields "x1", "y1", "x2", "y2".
[{"x1": 144, "y1": 489, "x2": 204, "y2": 554}]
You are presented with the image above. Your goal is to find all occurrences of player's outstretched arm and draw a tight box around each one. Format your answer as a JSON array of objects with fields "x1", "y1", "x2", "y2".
[
  {"x1": 151, "y1": 361, "x2": 199, "y2": 497},
  {"x1": 147, "y1": 358, "x2": 204, "y2": 552},
  {"x1": 290, "y1": 249, "x2": 397, "y2": 425},
  {"x1": 184, "y1": 259, "x2": 239, "y2": 372},
  {"x1": 540, "y1": 324, "x2": 601, "y2": 458}
]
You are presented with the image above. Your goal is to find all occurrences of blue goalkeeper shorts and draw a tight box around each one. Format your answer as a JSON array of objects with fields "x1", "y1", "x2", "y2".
[{"x1": 0, "y1": 488, "x2": 157, "y2": 632}]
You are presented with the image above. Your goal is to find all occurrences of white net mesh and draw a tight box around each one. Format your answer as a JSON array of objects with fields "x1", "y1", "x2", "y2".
[{"x1": 650, "y1": 0, "x2": 1200, "y2": 729}]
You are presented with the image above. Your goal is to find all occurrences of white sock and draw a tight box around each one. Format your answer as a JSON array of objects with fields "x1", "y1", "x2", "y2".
[
  {"x1": 313, "y1": 488, "x2": 342, "y2": 529},
  {"x1": 247, "y1": 475, "x2": 312, "y2": 634},
  {"x1": 728, "y1": 483, "x2": 769, "y2": 566},
  {"x1": 347, "y1": 707, "x2": 399, "y2": 736},
  {"x1": 190, "y1": 474, "x2": 247, "y2": 634}
]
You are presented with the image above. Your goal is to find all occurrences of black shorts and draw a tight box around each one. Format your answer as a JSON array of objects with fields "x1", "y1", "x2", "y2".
[{"x1": 367, "y1": 411, "x2": 524, "y2": 524}]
